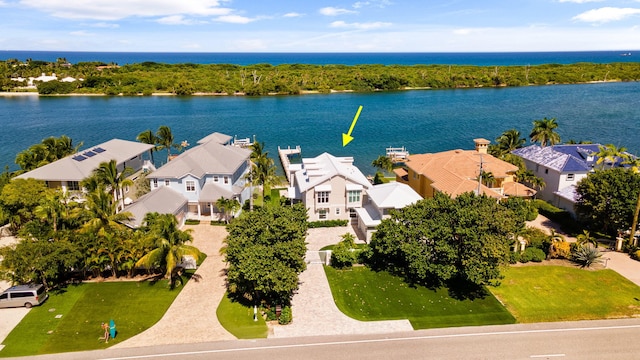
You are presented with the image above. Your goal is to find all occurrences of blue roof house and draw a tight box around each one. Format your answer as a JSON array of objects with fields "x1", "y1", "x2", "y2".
[{"x1": 512, "y1": 144, "x2": 629, "y2": 217}]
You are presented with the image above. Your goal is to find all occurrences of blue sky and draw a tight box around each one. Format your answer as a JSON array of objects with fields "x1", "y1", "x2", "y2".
[{"x1": 0, "y1": 0, "x2": 639, "y2": 52}]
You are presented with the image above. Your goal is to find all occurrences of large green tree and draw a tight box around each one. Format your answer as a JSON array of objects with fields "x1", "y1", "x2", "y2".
[
  {"x1": 224, "y1": 203, "x2": 308, "y2": 305},
  {"x1": 529, "y1": 117, "x2": 561, "y2": 147},
  {"x1": 575, "y1": 168, "x2": 640, "y2": 237},
  {"x1": 367, "y1": 192, "x2": 521, "y2": 288},
  {"x1": 92, "y1": 159, "x2": 134, "y2": 211}
]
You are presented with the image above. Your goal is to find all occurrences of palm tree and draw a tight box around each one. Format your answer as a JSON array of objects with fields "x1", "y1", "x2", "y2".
[
  {"x1": 622, "y1": 156, "x2": 640, "y2": 173},
  {"x1": 480, "y1": 171, "x2": 495, "y2": 188},
  {"x1": 136, "y1": 213, "x2": 203, "y2": 286},
  {"x1": 576, "y1": 230, "x2": 598, "y2": 248},
  {"x1": 495, "y1": 129, "x2": 526, "y2": 156},
  {"x1": 137, "y1": 129, "x2": 159, "y2": 164},
  {"x1": 93, "y1": 160, "x2": 134, "y2": 211},
  {"x1": 371, "y1": 155, "x2": 393, "y2": 174},
  {"x1": 517, "y1": 169, "x2": 546, "y2": 191},
  {"x1": 251, "y1": 155, "x2": 278, "y2": 202},
  {"x1": 156, "y1": 125, "x2": 176, "y2": 163},
  {"x1": 216, "y1": 197, "x2": 241, "y2": 223},
  {"x1": 593, "y1": 144, "x2": 628, "y2": 169},
  {"x1": 529, "y1": 117, "x2": 561, "y2": 147},
  {"x1": 80, "y1": 188, "x2": 133, "y2": 235}
]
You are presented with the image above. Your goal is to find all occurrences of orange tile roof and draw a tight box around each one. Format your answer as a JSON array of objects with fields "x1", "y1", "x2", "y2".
[
  {"x1": 405, "y1": 149, "x2": 524, "y2": 198},
  {"x1": 503, "y1": 182, "x2": 537, "y2": 197}
]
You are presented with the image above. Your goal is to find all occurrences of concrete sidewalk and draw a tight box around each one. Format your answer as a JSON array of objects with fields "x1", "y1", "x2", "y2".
[{"x1": 111, "y1": 224, "x2": 235, "y2": 348}]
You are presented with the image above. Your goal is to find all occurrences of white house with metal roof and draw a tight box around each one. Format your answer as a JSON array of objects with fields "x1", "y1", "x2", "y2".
[
  {"x1": 15, "y1": 138, "x2": 155, "y2": 199},
  {"x1": 288, "y1": 152, "x2": 371, "y2": 221},
  {"x1": 123, "y1": 187, "x2": 188, "y2": 228},
  {"x1": 144, "y1": 132, "x2": 251, "y2": 222},
  {"x1": 512, "y1": 143, "x2": 629, "y2": 216},
  {"x1": 354, "y1": 182, "x2": 422, "y2": 242}
]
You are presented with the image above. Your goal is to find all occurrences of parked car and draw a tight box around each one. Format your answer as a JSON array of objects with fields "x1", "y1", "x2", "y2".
[{"x1": 0, "y1": 284, "x2": 48, "y2": 308}]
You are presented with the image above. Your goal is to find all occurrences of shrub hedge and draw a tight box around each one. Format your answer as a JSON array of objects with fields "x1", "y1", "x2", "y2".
[{"x1": 308, "y1": 219, "x2": 349, "y2": 228}]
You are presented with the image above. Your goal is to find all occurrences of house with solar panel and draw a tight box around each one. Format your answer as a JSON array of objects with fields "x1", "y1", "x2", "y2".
[
  {"x1": 138, "y1": 132, "x2": 252, "y2": 223},
  {"x1": 512, "y1": 144, "x2": 630, "y2": 217},
  {"x1": 15, "y1": 139, "x2": 155, "y2": 207}
]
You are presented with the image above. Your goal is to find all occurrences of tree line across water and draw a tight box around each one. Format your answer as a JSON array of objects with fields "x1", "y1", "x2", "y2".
[{"x1": 1, "y1": 58, "x2": 640, "y2": 95}]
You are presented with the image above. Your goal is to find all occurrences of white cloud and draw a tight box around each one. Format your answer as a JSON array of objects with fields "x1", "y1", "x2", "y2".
[
  {"x1": 19, "y1": 0, "x2": 232, "y2": 20},
  {"x1": 353, "y1": 0, "x2": 392, "y2": 9},
  {"x1": 330, "y1": 20, "x2": 391, "y2": 29},
  {"x1": 283, "y1": 12, "x2": 303, "y2": 18},
  {"x1": 319, "y1": 7, "x2": 357, "y2": 16},
  {"x1": 214, "y1": 15, "x2": 255, "y2": 24},
  {"x1": 573, "y1": 7, "x2": 640, "y2": 23},
  {"x1": 69, "y1": 30, "x2": 94, "y2": 36},
  {"x1": 90, "y1": 22, "x2": 120, "y2": 28},
  {"x1": 558, "y1": 0, "x2": 603, "y2": 3},
  {"x1": 157, "y1": 15, "x2": 203, "y2": 25}
]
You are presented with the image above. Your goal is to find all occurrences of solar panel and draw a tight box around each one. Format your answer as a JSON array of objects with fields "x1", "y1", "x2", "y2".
[
  {"x1": 93, "y1": 147, "x2": 106, "y2": 153},
  {"x1": 72, "y1": 155, "x2": 87, "y2": 162},
  {"x1": 83, "y1": 151, "x2": 96, "y2": 157}
]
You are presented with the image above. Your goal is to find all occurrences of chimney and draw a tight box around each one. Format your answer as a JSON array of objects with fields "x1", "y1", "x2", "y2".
[{"x1": 474, "y1": 138, "x2": 490, "y2": 154}]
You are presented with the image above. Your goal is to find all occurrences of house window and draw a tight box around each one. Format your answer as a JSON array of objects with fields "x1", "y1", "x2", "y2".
[
  {"x1": 186, "y1": 180, "x2": 196, "y2": 192},
  {"x1": 347, "y1": 190, "x2": 361, "y2": 203},
  {"x1": 152, "y1": 179, "x2": 158, "y2": 188},
  {"x1": 317, "y1": 191, "x2": 329, "y2": 204},
  {"x1": 336, "y1": 208, "x2": 340, "y2": 215},
  {"x1": 214, "y1": 175, "x2": 219, "y2": 182},
  {"x1": 67, "y1": 181, "x2": 80, "y2": 191},
  {"x1": 165, "y1": 179, "x2": 170, "y2": 186},
  {"x1": 535, "y1": 164, "x2": 540, "y2": 172},
  {"x1": 124, "y1": 185, "x2": 130, "y2": 194},
  {"x1": 319, "y1": 209, "x2": 327, "y2": 219},
  {"x1": 349, "y1": 208, "x2": 357, "y2": 218},
  {"x1": 567, "y1": 174, "x2": 575, "y2": 181},
  {"x1": 545, "y1": 169, "x2": 548, "y2": 174},
  {"x1": 224, "y1": 176, "x2": 229, "y2": 184},
  {"x1": 412, "y1": 171, "x2": 418, "y2": 180}
]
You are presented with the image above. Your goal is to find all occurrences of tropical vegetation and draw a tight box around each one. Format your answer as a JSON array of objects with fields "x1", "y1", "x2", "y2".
[
  {"x1": 366, "y1": 192, "x2": 524, "y2": 288},
  {"x1": 223, "y1": 202, "x2": 308, "y2": 306},
  {"x1": 2, "y1": 59, "x2": 640, "y2": 95}
]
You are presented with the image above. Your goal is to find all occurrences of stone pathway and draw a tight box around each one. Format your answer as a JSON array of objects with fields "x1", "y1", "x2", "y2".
[
  {"x1": 111, "y1": 225, "x2": 234, "y2": 348},
  {"x1": 270, "y1": 226, "x2": 413, "y2": 338}
]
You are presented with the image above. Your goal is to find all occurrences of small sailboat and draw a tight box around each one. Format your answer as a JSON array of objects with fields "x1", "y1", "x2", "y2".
[{"x1": 620, "y1": 52, "x2": 632, "y2": 56}]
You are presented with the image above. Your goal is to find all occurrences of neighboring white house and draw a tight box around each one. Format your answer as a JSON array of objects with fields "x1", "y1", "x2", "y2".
[
  {"x1": 288, "y1": 152, "x2": 371, "y2": 221},
  {"x1": 144, "y1": 132, "x2": 251, "y2": 222},
  {"x1": 354, "y1": 182, "x2": 422, "y2": 242},
  {"x1": 512, "y1": 144, "x2": 629, "y2": 217},
  {"x1": 123, "y1": 186, "x2": 188, "y2": 228},
  {"x1": 15, "y1": 139, "x2": 155, "y2": 206}
]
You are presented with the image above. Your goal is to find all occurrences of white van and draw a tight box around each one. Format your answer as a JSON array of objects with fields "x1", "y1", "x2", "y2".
[{"x1": 0, "y1": 284, "x2": 48, "y2": 308}]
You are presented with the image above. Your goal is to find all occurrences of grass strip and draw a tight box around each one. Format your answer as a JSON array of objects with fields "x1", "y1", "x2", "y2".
[
  {"x1": 489, "y1": 265, "x2": 640, "y2": 323},
  {"x1": 216, "y1": 293, "x2": 267, "y2": 339},
  {"x1": 324, "y1": 266, "x2": 515, "y2": 329},
  {"x1": 1, "y1": 280, "x2": 182, "y2": 357}
]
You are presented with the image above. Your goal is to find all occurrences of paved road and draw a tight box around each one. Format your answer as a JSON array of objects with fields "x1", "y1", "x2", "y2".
[{"x1": 10, "y1": 318, "x2": 640, "y2": 360}]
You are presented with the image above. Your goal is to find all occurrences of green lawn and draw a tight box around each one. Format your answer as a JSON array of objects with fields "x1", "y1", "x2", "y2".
[
  {"x1": 490, "y1": 266, "x2": 640, "y2": 323},
  {"x1": 216, "y1": 293, "x2": 267, "y2": 339},
  {"x1": 324, "y1": 266, "x2": 515, "y2": 329},
  {"x1": 0, "y1": 281, "x2": 183, "y2": 357}
]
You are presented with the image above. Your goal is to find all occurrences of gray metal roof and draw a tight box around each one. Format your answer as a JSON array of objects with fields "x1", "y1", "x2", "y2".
[
  {"x1": 149, "y1": 134, "x2": 251, "y2": 180},
  {"x1": 15, "y1": 139, "x2": 154, "y2": 182},
  {"x1": 123, "y1": 187, "x2": 187, "y2": 228}
]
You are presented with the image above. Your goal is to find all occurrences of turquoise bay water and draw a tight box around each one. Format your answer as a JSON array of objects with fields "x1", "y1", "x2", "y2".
[{"x1": 2, "y1": 82, "x2": 640, "y2": 175}]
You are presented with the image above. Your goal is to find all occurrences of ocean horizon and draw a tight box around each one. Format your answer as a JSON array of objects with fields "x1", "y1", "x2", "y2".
[{"x1": 1, "y1": 50, "x2": 638, "y2": 66}]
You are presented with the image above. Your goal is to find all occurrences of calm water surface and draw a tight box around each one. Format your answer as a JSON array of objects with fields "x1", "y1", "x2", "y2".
[{"x1": 2, "y1": 82, "x2": 639, "y2": 174}]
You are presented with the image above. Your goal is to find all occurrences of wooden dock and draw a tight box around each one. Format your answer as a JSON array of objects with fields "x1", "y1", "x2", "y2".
[{"x1": 278, "y1": 145, "x2": 302, "y2": 184}]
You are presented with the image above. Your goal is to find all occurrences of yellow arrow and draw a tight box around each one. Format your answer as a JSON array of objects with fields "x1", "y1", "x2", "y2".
[{"x1": 342, "y1": 105, "x2": 363, "y2": 147}]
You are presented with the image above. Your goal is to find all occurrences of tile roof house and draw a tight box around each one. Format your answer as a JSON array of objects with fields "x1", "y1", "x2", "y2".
[
  {"x1": 396, "y1": 139, "x2": 535, "y2": 199},
  {"x1": 354, "y1": 182, "x2": 422, "y2": 242},
  {"x1": 15, "y1": 139, "x2": 155, "y2": 206},
  {"x1": 288, "y1": 152, "x2": 371, "y2": 221},
  {"x1": 142, "y1": 132, "x2": 251, "y2": 223},
  {"x1": 512, "y1": 143, "x2": 629, "y2": 216}
]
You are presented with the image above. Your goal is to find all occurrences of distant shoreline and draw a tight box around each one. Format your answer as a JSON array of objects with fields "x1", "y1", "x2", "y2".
[{"x1": 0, "y1": 80, "x2": 628, "y2": 98}]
